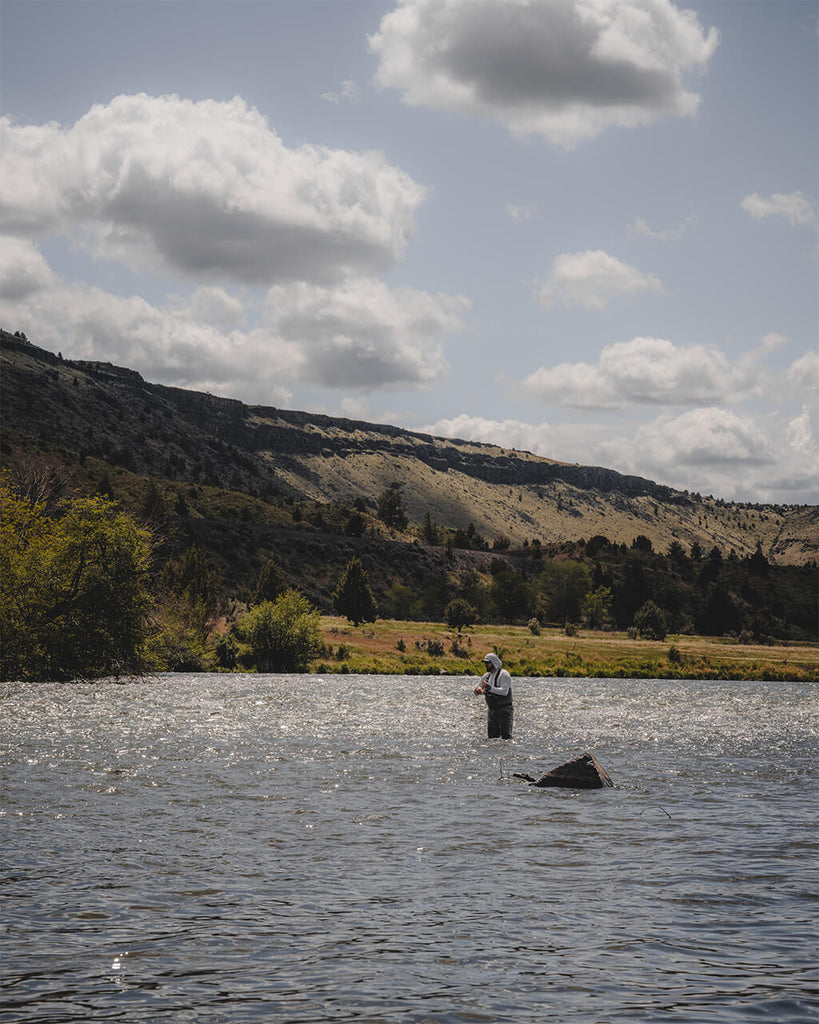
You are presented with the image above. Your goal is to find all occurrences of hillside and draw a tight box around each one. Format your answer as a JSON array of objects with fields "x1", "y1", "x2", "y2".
[{"x1": 2, "y1": 329, "x2": 817, "y2": 568}]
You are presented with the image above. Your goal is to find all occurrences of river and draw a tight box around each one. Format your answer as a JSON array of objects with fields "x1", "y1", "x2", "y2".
[{"x1": 1, "y1": 675, "x2": 817, "y2": 1023}]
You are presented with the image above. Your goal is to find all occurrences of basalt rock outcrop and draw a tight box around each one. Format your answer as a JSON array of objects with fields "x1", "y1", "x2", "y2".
[
  {"x1": 3, "y1": 331, "x2": 817, "y2": 564},
  {"x1": 514, "y1": 752, "x2": 614, "y2": 789}
]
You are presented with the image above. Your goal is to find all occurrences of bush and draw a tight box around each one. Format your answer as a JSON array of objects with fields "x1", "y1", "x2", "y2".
[
  {"x1": 149, "y1": 598, "x2": 209, "y2": 672},
  {"x1": 527, "y1": 618, "x2": 541, "y2": 635},
  {"x1": 450, "y1": 636, "x2": 470, "y2": 658},
  {"x1": 240, "y1": 591, "x2": 323, "y2": 672},
  {"x1": 215, "y1": 633, "x2": 239, "y2": 669},
  {"x1": 446, "y1": 597, "x2": 477, "y2": 632}
]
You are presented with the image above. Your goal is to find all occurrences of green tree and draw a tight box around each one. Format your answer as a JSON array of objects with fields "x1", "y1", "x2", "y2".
[
  {"x1": 667, "y1": 540, "x2": 688, "y2": 567},
  {"x1": 421, "y1": 510, "x2": 440, "y2": 545},
  {"x1": 696, "y1": 583, "x2": 741, "y2": 636},
  {"x1": 149, "y1": 597, "x2": 209, "y2": 672},
  {"x1": 333, "y1": 556, "x2": 378, "y2": 626},
  {"x1": 445, "y1": 596, "x2": 477, "y2": 632},
  {"x1": 252, "y1": 557, "x2": 287, "y2": 605},
  {"x1": 389, "y1": 581, "x2": 418, "y2": 620},
  {"x1": 581, "y1": 585, "x2": 614, "y2": 629},
  {"x1": 539, "y1": 560, "x2": 590, "y2": 624},
  {"x1": 0, "y1": 474, "x2": 152, "y2": 681},
  {"x1": 175, "y1": 544, "x2": 217, "y2": 606},
  {"x1": 344, "y1": 511, "x2": 366, "y2": 537},
  {"x1": 141, "y1": 482, "x2": 167, "y2": 527},
  {"x1": 241, "y1": 591, "x2": 323, "y2": 672},
  {"x1": 489, "y1": 565, "x2": 533, "y2": 622},
  {"x1": 377, "y1": 487, "x2": 407, "y2": 530},
  {"x1": 614, "y1": 560, "x2": 650, "y2": 628},
  {"x1": 747, "y1": 541, "x2": 770, "y2": 577},
  {"x1": 633, "y1": 600, "x2": 668, "y2": 640},
  {"x1": 151, "y1": 544, "x2": 221, "y2": 670}
]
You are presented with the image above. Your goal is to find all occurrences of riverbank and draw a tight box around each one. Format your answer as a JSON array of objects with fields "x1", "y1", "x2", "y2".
[{"x1": 313, "y1": 617, "x2": 819, "y2": 681}]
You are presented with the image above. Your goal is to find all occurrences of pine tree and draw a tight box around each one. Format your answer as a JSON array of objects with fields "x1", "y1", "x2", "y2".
[
  {"x1": 377, "y1": 487, "x2": 407, "y2": 530},
  {"x1": 333, "y1": 556, "x2": 378, "y2": 626},
  {"x1": 252, "y1": 557, "x2": 287, "y2": 605}
]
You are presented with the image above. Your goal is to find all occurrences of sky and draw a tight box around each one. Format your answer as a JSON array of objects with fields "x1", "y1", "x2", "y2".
[{"x1": 1, "y1": 0, "x2": 816, "y2": 505}]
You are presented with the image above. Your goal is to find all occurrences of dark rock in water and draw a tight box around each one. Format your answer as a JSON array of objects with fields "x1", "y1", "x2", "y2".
[{"x1": 513, "y1": 752, "x2": 614, "y2": 789}]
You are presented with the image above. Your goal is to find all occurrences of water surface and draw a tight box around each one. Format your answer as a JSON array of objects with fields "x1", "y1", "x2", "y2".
[{"x1": 2, "y1": 675, "x2": 817, "y2": 1023}]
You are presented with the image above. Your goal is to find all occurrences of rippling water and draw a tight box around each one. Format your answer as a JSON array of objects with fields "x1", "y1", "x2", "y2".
[{"x1": 2, "y1": 675, "x2": 817, "y2": 1023}]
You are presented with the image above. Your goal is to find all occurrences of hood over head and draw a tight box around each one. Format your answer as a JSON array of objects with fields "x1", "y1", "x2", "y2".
[{"x1": 483, "y1": 653, "x2": 502, "y2": 671}]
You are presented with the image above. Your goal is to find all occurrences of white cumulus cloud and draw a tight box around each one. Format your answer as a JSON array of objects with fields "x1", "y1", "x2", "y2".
[
  {"x1": 634, "y1": 407, "x2": 773, "y2": 468},
  {"x1": 786, "y1": 405, "x2": 815, "y2": 452},
  {"x1": 534, "y1": 250, "x2": 666, "y2": 311},
  {"x1": 369, "y1": 0, "x2": 719, "y2": 147},
  {"x1": 522, "y1": 336, "x2": 764, "y2": 409},
  {"x1": 0, "y1": 236, "x2": 55, "y2": 299},
  {"x1": 421, "y1": 404, "x2": 814, "y2": 502},
  {"x1": 1, "y1": 244, "x2": 468, "y2": 400},
  {"x1": 787, "y1": 351, "x2": 819, "y2": 391},
  {"x1": 0, "y1": 93, "x2": 426, "y2": 286},
  {"x1": 740, "y1": 190, "x2": 817, "y2": 227},
  {"x1": 421, "y1": 414, "x2": 558, "y2": 453},
  {"x1": 265, "y1": 278, "x2": 469, "y2": 389}
]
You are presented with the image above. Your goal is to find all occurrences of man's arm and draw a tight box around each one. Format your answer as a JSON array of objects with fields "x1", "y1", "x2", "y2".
[{"x1": 484, "y1": 669, "x2": 511, "y2": 695}]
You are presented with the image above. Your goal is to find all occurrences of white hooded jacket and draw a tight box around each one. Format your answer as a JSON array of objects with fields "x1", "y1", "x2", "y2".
[{"x1": 482, "y1": 652, "x2": 512, "y2": 704}]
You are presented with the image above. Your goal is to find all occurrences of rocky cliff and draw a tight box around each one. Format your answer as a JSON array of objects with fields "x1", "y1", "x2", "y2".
[{"x1": 2, "y1": 331, "x2": 817, "y2": 564}]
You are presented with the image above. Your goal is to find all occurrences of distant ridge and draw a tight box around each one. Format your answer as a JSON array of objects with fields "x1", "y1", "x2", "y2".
[{"x1": 2, "y1": 329, "x2": 817, "y2": 565}]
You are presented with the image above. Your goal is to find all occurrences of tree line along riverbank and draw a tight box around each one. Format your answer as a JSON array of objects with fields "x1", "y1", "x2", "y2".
[{"x1": 2, "y1": 467, "x2": 817, "y2": 682}]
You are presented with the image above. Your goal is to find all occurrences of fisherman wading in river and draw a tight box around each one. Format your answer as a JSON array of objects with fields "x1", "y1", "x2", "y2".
[{"x1": 474, "y1": 653, "x2": 513, "y2": 739}]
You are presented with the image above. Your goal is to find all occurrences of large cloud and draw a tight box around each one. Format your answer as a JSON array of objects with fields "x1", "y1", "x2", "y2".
[
  {"x1": 266, "y1": 279, "x2": 468, "y2": 388},
  {"x1": 369, "y1": 0, "x2": 719, "y2": 147},
  {"x1": 425, "y1": 408, "x2": 772, "y2": 469},
  {"x1": 522, "y1": 336, "x2": 757, "y2": 409},
  {"x1": 534, "y1": 250, "x2": 665, "y2": 310},
  {"x1": 632, "y1": 407, "x2": 772, "y2": 468},
  {"x1": 0, "y1": 94, "x2": 426, "y2": 285},
  {"x1": 422, "y1": 406, "x2": 813, "y2": 502},
  {"x1": 0, "y1": 241, "x2": 468, "y2": 400}
]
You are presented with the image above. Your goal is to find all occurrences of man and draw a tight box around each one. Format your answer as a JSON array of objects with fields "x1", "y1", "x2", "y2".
[{"x1": 474, "y1": 652, "x2": 513, "y2": 739}]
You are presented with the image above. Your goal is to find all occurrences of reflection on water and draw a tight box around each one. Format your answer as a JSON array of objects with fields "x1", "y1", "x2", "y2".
[{"x1": 2, "y1": 675, "x2": 817, "y2": 1023}]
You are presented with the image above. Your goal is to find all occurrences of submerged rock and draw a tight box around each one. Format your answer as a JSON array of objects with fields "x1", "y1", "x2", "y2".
[{"x1": 514, "y1": 752, "x2": 614, "y2": 789}]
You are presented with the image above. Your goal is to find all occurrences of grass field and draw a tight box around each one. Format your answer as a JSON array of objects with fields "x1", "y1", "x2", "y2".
[{"x1": 312, "y1": 617, "x2": 819, "y2": 681}]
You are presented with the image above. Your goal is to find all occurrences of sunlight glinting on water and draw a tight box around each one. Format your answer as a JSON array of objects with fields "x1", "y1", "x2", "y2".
[{"x1": 2, "y1": 674, "x2": 817, "y2": 1024}]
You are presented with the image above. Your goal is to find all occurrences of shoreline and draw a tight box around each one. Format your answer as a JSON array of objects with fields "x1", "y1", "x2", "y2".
[{"x1": 310, "y1": 617, "x2": 819, "y2": 682}]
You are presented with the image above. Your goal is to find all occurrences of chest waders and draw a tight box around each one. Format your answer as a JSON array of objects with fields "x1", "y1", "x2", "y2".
[{"x1": 484, "y1": 675, "x2": 513, "y2": 739}]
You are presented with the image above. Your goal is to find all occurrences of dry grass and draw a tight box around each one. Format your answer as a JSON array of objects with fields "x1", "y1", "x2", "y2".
[{"x1": 313, "y1": 616, "x2": 819, "y2": 681}]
